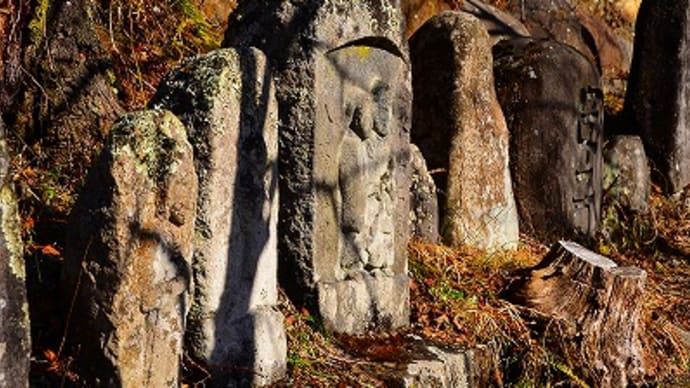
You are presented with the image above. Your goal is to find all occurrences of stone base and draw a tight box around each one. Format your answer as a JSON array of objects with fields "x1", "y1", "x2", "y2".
[
  {"x1": 209, "y1": 307, "x2": 287, "y2": 387},
  {"x1": 318, "y1": 273, "x2": 409, "y2": 334}
]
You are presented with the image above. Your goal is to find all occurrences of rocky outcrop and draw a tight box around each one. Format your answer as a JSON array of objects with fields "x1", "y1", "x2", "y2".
[
  {"x1": 225, "y1": 0, "x2": 412, "y2": 334},
  {"x1": 62, "y1": 110, "x2": 197, "y2": 387},
  {"x1": 625, "y1": 0, "x2": 690, "y2": 193},
  {"x1": 411, "y1": 11, "x2": 519, "y2": 251},
  {"x1": 151, "y1": 48, "x2": 286, "y2": 386},
  {"x1": 494, "y1": 38, "x2": 604, "y2": 244},
  {"x1": 0, "y1": 119, "x2": 29, "y2": 388}
]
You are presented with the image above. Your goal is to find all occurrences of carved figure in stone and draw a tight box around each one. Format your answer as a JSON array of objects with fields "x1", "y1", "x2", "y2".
[{"x1": 326, "y1": 44, "x2": 404, "y2": 276}]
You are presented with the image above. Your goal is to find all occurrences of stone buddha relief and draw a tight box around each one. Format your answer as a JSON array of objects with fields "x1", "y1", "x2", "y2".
[{"x1": 315, "y1": 40, "x2": 405, "y2": 281}]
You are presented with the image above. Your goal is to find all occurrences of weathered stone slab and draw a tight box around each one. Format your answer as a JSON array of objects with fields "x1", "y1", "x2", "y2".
[
  {"x1": 0, "y1": 120, "x2": 29, "y2": 388},
  {"x1": 225, "y1": 1, "x2": 412, "y2": 334},
  {"x1": 150, "y1": 48, "x2": 286, "y2": 386},
  {"x1": 506, "y1": 241, "x2": 646, "y2": 387},
  {"x1": 411, "y1": 11, "x2": 519, "y2": 251},
  {"x1": 603, "y1": 135, "x2": 650, "y2": 214},
  {"x1": 625, "y1": 0, "x2": 690, "y2": 193},
  {"x1": 62, "y1": 110, "x2": 197, "y2": 387},
  {"x1": 494, "y1": 38, "x2": 604, "y2": 243},
  {"x1": 384, "y1": 343, "x2": 498, "y2": 387},
  {"x1": 409, "y1": 144, "x2": 439, "y2": 242}
]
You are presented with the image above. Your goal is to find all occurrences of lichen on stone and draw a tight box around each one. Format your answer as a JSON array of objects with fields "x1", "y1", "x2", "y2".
[{"x1": 0, "y1": 183, "x2": 24, "y2": 280}]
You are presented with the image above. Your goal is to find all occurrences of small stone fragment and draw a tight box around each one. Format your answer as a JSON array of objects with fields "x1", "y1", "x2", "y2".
[
  {"x1": 603, "y1": 135, "x2": 651, "y2": 214},
  {"x1": 409, "y1": 144, "x2": 439, "y2": 242}
]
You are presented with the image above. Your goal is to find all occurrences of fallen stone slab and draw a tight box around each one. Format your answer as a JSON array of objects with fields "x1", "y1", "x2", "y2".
[
  {"x1": 0, "y1": 119, "x2": 29, "y2": 388},
  {"x1": 461, "y1": 0, "x2": 530, "y2": 44},
  {"x1": 62, "y1": 110, "x2": 197, "y2": 387},
  {"x1": 411, "y1": 11, "x2": 519, "y2": 252},
  {"x1": 150, "y1": 47, "x2": 286, "y2": 386},
  {"x1": 393, "y1": 344, "x2": 497, "y2": 387}
]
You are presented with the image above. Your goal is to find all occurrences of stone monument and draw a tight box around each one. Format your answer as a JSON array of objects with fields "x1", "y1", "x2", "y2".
[
  {"x1": 62, "y1": 110, "x2": 197, "y2": 387},
  {"x1": 225, "y1": 0, "x2": 412, "y2": 334},
  {"x1": 151, "y1": 47, "x2": 286, "y2": 386},
  {"x1": 494, "y1": 38, "x2": 604, "y2": 243},
  {"x1": 411, "y1": 11, "x2": 519, "y2": 251}
]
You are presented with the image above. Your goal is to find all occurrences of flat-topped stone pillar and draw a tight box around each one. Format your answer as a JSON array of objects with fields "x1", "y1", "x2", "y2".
[{"x1": 151, "y1": 47, "x2": 286, "y2": 386}]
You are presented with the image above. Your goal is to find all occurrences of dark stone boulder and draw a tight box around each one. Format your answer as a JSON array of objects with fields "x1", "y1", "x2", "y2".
[
  {"x1": 494, "y1": 38, "x2": 604, "y2": 244},
  {"x1": 411, "y1": 11, "x2": 519, "y2": 251}
]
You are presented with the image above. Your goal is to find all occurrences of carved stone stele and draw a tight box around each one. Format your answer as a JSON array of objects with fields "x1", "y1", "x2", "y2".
[{"x1": 225, "y1": 0, "x2": 412, "y2": 334}]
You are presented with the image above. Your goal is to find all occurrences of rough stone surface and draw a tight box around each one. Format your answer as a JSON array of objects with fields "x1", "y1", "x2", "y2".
[
  {"x1": 603, "y1": 135, "x2": 650, "y2": 214},
  {"x1": 461, "y1": 0, "x2": 530, "y2": 44},
  {"x1": 625, "y1": 0, "x2": 690, "y2": 193},
  {"x1": 502, "y1": 0, "x2": 598, "y2": 66},
  {"x1": 0, "y1": 120, "x2": 29, "y2": 388},
  {"x1": 494, "y1": 38, "x2": 604, "y2": 244},
  {"x1": 150, "y1": 48, "x2": 286, "y2": 386},
  {"x1": 386, "y1": 343, "x2": 498, "y2": 387},
  {"x1": 62, "y1": 110, "x2": 197, "y2": 387},
  {"x1": 506, "y1": 241, "x2": 646, "y2": 387},
  {"x1": 409, "y1": 144, "x2": 439, "y2": 242},
  {"x1": 225, "y1": 0, "x2": 412, "y2": 334},
  {"x1": 411, "y1": 11, "x2": 519, "y2": 251}
]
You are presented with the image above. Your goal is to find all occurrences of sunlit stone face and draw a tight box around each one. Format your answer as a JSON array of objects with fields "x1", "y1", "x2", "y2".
[{"x1": 314, "y1": 42, "x2": 405, "y2": 280}]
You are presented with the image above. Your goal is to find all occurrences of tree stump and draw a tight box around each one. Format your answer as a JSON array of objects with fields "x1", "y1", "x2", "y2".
[{"x1": 506, "y1": 241, "x2": 646, "y2": 387}]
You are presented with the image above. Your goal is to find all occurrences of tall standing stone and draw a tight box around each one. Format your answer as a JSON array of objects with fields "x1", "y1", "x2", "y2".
[
  {"x1": 0, "y1": 120, "x2": 29, "y2": 388},
  {"x1": 225, "y1": 0, "x2": 412, "y2": 334},
  {"x1": 494, "y1": 38, "x2": 604, "y2": 243},
  {"x1": 62, "y1": 110, "x2": 197, "y2": 387},
  {"x1": 625, "y1": 0, "x2": 690, "y2": 193},
  {"x1": 411, "y1": 11, "x2": 519, "y2": 251},
  {"x1": 150, "y1": 48, "x2": 286, "y2": 386}
]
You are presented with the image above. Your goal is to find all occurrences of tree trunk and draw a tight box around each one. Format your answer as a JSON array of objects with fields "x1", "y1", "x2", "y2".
[{"x1": 506, "y1": 241, "x2": 646, "y2": 387}]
